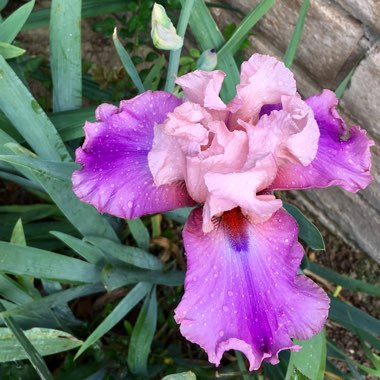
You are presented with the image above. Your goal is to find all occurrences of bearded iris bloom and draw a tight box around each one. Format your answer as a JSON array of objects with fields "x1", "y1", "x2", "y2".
[{"x1": 72, "y1": 54, "x2": 373, "y2": 370}]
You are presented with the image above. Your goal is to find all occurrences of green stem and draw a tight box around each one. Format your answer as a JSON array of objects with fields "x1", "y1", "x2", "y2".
[
  {"x1": 283, "y1": 0, "x2": 310, "y2": 68},
  {"x1": 0, "y1": 302, "x2": 54, "y2": 380},
  {"x1": 164, "y1": 0, "x2": 195, "y2": 93}
]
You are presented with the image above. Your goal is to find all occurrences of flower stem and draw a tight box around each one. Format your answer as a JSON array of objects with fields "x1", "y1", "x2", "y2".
[{"x1": 164, "y1": 0, "x2": 195, "y2": 93}]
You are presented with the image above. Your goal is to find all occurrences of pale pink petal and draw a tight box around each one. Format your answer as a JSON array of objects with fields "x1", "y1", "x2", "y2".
[
  {"x1": 148, "y1": 126, "x2": 186, "y2": 186},
  {"x1": 281, "y1": 95, "x2": 320, "y2": 165},
  {"x1": 185, "y1": 121, "x2": 249, "y2": 203},
  {"x1": 229, "y1": 54, "x2": 296, "y2": 125},
  {"x1": 176, "y1": 70, "x2": 227, "y2": 110},
  {"x1": 241, "y1": 95, "x2": 319, "y2": 170},
  {"x1": 161, "y1": 102, "x2": 211, "y2": 155},
  {"x1": 202, "y1": 155, "x2": 282, "y2": 232}
]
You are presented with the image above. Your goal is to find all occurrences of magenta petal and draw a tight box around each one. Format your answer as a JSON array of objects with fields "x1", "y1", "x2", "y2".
[
  {"x1": 270, "y1": 90, "x2": 373, "y2": 192},
  {"x1": 175, "y1": 207, "x2": 329, "y2": 371},
  {"x1": 72, "y1": 91, "x2": 194, "y2": 219}
]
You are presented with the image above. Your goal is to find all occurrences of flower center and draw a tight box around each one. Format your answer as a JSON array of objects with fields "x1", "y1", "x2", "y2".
[{"x1": 221, "y1": 208, "x2": 249, "y2": 252}]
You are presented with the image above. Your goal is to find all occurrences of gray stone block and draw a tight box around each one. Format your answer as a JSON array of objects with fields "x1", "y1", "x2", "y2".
[
  {"x1": 218, "y1": 0, "x2": 366, "y2": 87},
  {"x1": 341, "y1": 45, "x2": 380, "y2": 141},
  {"x1": 334, "y1": 0, "x2": 380, "y2": 36},
  {"x1": 294, "y1": 187, "x2": 380, "y2": 263}
]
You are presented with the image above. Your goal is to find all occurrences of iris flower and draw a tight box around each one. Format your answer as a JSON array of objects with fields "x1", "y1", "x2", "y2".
[{"x1": 72, "y1": 54, "x2": 373, "y2": 370}]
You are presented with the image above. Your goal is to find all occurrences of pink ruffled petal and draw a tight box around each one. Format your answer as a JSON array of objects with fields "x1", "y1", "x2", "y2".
[
  {"x1": 202, "y1": 155, "x2": 282, "y2": 232},
  {"x1": 72, "y1": 91, "x2": 194, "y2": 219},
  {"x1": 185, "y1": 121, "x2": 249, "y2": 203},
  {"x1": 270, "y1": 90, "x2": 374, "y2": 192},
  {"x1": 175, "y1": 70, "x2": 227, "y2": 110},
  {"x1": 241, "y1": 95, "x2": 319, "y2": 170},
  {"x1": 229, "y1": 54, "x2": 296, "y2": 125},
  {"x1": 175, "y1": 207, "x2": 329, "y2": 371}
]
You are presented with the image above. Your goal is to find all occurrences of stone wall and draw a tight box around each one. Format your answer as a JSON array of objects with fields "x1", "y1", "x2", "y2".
[{"x1": 212, "y1": 0, "x2": 380, "y2": 262}]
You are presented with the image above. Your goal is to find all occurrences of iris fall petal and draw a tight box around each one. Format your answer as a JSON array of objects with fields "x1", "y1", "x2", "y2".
[{"x1": 175, "y1": 207, "x2": 329, "y2": 370}]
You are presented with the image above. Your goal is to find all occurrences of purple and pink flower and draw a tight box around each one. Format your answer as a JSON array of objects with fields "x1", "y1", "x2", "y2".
[{"x1": 72, "y1": 54, "x2": 373, "y2": 370}]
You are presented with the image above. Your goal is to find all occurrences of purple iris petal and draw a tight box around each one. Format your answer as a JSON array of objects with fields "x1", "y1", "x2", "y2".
[
  {"x1": 270, "y1": 89, "x2": 373, "y2": 192},
  {"x1": 175, "y1": 207, "x2": 329, "y2": 371},
  {"x1": 72, "y1": 91, "x2": 194, "y2": 219}
]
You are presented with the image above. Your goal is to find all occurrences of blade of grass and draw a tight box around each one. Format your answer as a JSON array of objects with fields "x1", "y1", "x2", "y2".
[
  {"x1": 85, "y1": 236, "x2": 163, "y2": 270},
  {"x1": 283, "y1": 203, "x2": 325, "y2": 250},
  {"x1": 0, "y1": 154, "x2": 119, "y2": 241},
  {"x1": 308, "y1": 262, "x2": 380, "y2": 297},
  {"x1": 10, "y1": 219, "x2": 42, "y2": 300},
  {"x1": 0, "y1": 303, "x2": 53, "y2": 379},
  {"x1": 50, "y1": 0, "x2": 82, "y2": 112},
  {"x1": 0, "y1": 274, "x2": 34, "y2": 304},
  {"x1": 0, "y1": 241, "x2": 101, "y2": 284},
  {"x1": 0, "y1": 0, "x2": 35, "y2": 43},
  {"x1": 0, "y1": 284, "x2": 104, "y2": 319},
  {"x1": 103, "y1": 266, "x2": 184, "y2": 291},
  {"x1": 283, "y1": 0, "x2": 310, "y2": 68},
  {"x1": 0, "y1": 56, "x2": 70, "y2": 161},
  {"x1": 127, "y1": 286, "x2": 157, "y2": 375},
  {"x1": 23, "y1": 0, "x2": 130, "y2": 30},
  {"x1": 113, "y1": 28, "x2": 145, "y2": 93},
  {"x1": 217, "y1": 0, "x2": 275, "y2": 60},
  {"x1": 329, "y1": 297, "x2": 380, "y2": 337},
  {"x1": 0, "y1": 42, "x2": 25, "y2": 59},
  {"x1": 51, "y1": 106, "x2": 96, "y2": 141},
  {"x1": 143, "y1": 55, "x2": 165, "y2": 90},
  {"x1": 0, "y1": 326, "x2": 82, "y2": 363},
  {"x1": 285, "y1": 330, "x2": 326, "y2": 380},
  {"x1": 164, "y1": 207, "x2": 193, "y2": 224},
  {"x1": 0, "y1": 204, "x2": 59, "y2": 225},
  {"x1": 75, "y1": 282, "x2": 151, "y2": 358},
  {"x1": 0, "y1": 171, "x2": 43, "y2": 192},
  {"x1": 127, "y1": 219, "x2": 150, "y2": 251},
  {"x1": 327, "y1": 341, "x2": 363, "y2": 379},
  {"x1": 165, "y1": 0, "x2": 195, "y2": 93},
  {"x1": 50, "y1": 231, "x2": 105, "y2": 265},
  {"x1": 235, "y1": 350, "x2": 250, "y2": 380},
  {"x1": 335, "y1": 61, "x2": 361, "y2": 99},
  {"x1": 0, "y1": 1, "x2": 7, "y2": 12}
]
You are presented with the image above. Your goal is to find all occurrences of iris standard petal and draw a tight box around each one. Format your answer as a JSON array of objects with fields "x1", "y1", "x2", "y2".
[
  {"x1": 175, "y1": 207, "x2": 329, "y2": 371},
  {"x1": 228, "y1": 54, "x2": 297, "y2": 125},
  {"x1": 270, "y1": 89, "x2": 373, "y2": 192},
  {"x1": 72, "y1": 91, "x2": 194, "y2": 219},
  {"x1": 175, "y1": 70, "x2": 227, "y2": 111}
]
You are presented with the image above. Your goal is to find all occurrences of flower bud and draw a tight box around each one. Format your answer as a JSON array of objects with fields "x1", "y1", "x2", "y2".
[
  {"x1": 197, "y1": 48, "x2": 218, "y2": 71},
  {"x1": 151, "y1": 3, "x2": 183, "y2": 50}
]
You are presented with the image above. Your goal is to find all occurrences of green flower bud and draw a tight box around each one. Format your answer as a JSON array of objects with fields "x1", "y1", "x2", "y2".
[
  {"x1": 151, "y1": 3, "x2": 183, "y2": 50},
  {"x1": 197, "y1": 48, "x2": 218, "y2": 71}
]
